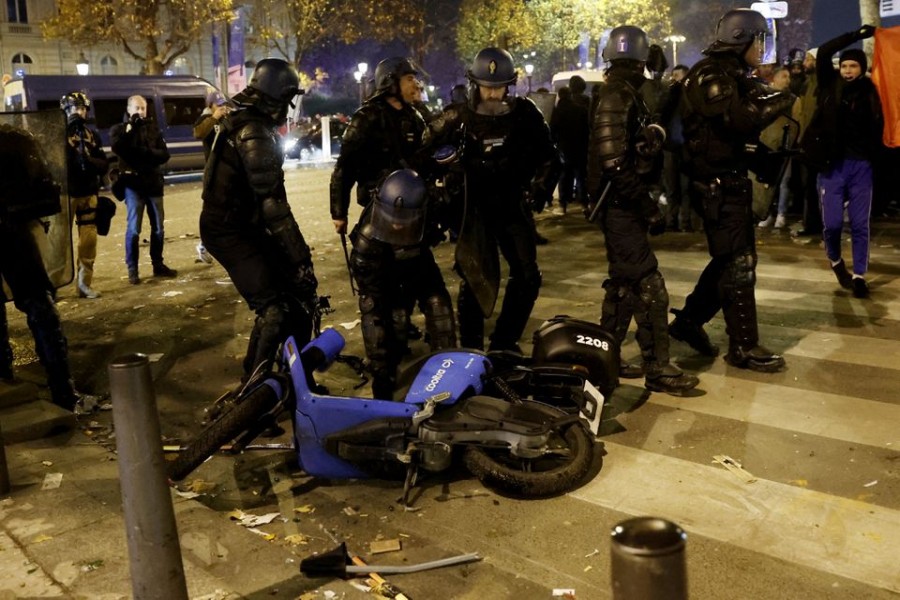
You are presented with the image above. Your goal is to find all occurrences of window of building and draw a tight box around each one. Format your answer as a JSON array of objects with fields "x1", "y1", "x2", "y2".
[
  {"x1": 11, "y1": 52, "x2": 32, "y2": 77},
  {"x1": 6, "y1": 0, "x2": 28, "y2": 23},
  {"x1": 100, "y1": 55, "x2": 119, "y2": 75},
  {"x1": 170, "y1": 57, "x2": 192, "y2": 76}
]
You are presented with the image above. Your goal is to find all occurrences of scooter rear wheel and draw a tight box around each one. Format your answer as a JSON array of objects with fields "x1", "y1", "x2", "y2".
[
  {"x1": 166, "y1": 384, "x2": 280, "y2": 482},
  {"x1": 462, "y1": 419, "x2": 593, "y2": 497}
]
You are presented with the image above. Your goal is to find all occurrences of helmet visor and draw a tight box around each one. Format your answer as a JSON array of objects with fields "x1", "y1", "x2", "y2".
[{"x1": 369, "y1": 203, "x2": 426, "y2": 246}]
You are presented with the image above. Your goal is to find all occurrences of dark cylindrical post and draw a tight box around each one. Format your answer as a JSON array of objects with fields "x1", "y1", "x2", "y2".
[
  {"x1": 610, "y1": 517, "x2": 687, "y2": 600},
  {"x1": 108, "y1": 354, "x2": 188, "y2": 600},
  {"x1": 0, "y1": 421, "x2": 10, "y2": 495}
]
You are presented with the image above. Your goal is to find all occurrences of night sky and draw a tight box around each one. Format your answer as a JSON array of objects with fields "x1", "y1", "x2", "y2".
[{"x1": 811, "y1": 0, "x2": 900, "y2": 46}]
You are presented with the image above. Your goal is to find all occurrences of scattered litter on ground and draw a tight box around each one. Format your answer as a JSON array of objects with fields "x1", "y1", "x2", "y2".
[
  {"x1": 246, "y1": 528, "x2": 277, "y2": 541},
  {"x1": 340, "y1": 319, "x2": 361, "y2": 330},
  {"x1": 147, "y1": 353, "x2": 164, "y2": 362},
  {"x1": 41, "y1": 473, "x2": 63, "y2": 490},
  {"x1": 712, "y1": 455, "x2": 757, "y2": 483},
  {"x1": 284, "y1": 534, "x2": 309, "y2": 546},
  {"x1": 369, "y1": 539, "x2": 401, "y2": 554},
  {"x1": 295, "y1": 504, "x2": 316, "y2": 514},
  {"x1": 552, "y1": 589, "x2": 576, "y2": 598},
  {"x1": 79, "y1": 559, "x2": 104, "y2": 572},
  {"x1": 584, "y1": 548, "x2": 599, "y2": 558},
  {"x1": 864, "y1": 480, "x2": 878, "y2": 488},
  {"x1": 342, "y1": 506, "x2": 359, "y2": 516},
  {"x1": 32, "y1": 534, "x2": 53, "y2": 544},
  {"x1": 41, "y1": 460, "x2": 53, "y2": 467},
  {"x1": 228, "y1": 509, "x2": 281, "y2": 527},
  {"x1": 132, "y1": 304, "x2": 146, "y2": 310},
  {"x1": 162, "y1": 291, "x2": 184, "y2": 298},
  {"x1": 174, "y1": 489, "x2": 202, "y2": 499}
]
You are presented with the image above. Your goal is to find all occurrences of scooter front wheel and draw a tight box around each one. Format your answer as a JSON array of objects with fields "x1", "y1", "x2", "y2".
[
  {"x1": 166, "y1": 384, "x2": 280, "y2": 482},
  {"x1": 463, "y1": 420, "x2": 593, "y2": 497}
]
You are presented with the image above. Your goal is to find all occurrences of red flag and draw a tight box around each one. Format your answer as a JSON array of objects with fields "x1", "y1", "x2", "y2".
[{"x1": 872, "y1": 26, "x2": 900, "y2": 148}]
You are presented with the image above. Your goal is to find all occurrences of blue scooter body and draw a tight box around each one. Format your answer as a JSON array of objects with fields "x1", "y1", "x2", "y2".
[{"x1": 287, "y1": 328, "x2": 488, "y2": 478}]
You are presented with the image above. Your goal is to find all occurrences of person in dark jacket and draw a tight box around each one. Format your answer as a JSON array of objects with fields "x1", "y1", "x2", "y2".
[
  {"x1": 801, "y1": 26, "x2": 881, "y2": 298},
  {"x1": 429, "y1": 47, "x2": 559, "y2": 353},
  {"x1": 330, "y1": 56, "x2": 457, "y2": 399},
  {"x1": 587, "y1": 25, "x2": 699, "y2": 395},
  {"x1": 62, "y1": 92, "x2": 109, "y2": 298},
  {"x1": 110, "y1": 95, "x2": 174, "y2": 284},
  {"x1": 550, "y1": 86, "x2": 589, "y2": 213},
  {"x1": 667, "y1": 9, "x2": 794, "y2": 373},
  {"x1": 201, "y1": 58, "x2": 319, "y2": 380}
]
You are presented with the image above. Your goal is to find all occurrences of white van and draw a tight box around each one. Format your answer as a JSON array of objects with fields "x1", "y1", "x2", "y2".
[
  {"x1": 550, "y1": 69, "x2": 606, "y2": 94},
  {"x1": 3, "y1": 74, "x2": 220, "y2": 172}
]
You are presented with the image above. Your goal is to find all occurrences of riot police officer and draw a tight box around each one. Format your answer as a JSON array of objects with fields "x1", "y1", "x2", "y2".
[
  {"x1": 61, "y1": 92, "x2": 109, "y2": 299},
  {"x1": 200, "y1": 58, "x2": 318, "y2": 379},
  {"x1": 668, "y1": 9, "x2": 794, "y2": 372},
  {"x1": 429, "y1": 47, "x2": 558, "y2": 352},
  {"x1": 330, "y1": 56, "x2": 456, "y2": 399},
  {"x1": 588, "y1": 26, "x2": 699, "y2": 396},
  {"x1": 1, "y1": 122, "x2": 92, "y2": 411}
]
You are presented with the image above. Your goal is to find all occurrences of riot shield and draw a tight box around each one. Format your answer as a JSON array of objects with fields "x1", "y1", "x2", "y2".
[
  {"x1": 0, "y1": 110, "x2": 72, "y2": 299},
  {"x1": 454, "y1": 175, "x2": 500, "y2": 318}
]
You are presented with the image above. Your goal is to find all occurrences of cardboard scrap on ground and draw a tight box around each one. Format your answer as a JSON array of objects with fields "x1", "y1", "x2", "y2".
[
  {"x1": 227, "y1": 509, "x2": 281, "y2": 528},
  {"x1": 370, "y1": 538, "x2": 402, "y2": 554},
  {"x1": 712, "y1": 455, "x2": 757, "y2": 483},
  {"x1": 41, "y1": 473, "x2": 63, "y2": 490}
]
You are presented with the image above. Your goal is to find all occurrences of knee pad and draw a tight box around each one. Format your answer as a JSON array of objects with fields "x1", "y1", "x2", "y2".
[
  {"x1": 637, "y1": 270, "x2": 669, "y2": 308},
  {"x1": 728, "y1": 251, "x2": 757, "y2": 288},
  {"x1": 422, "y1": 293, "x2": 457, "y2": 350},
  {"x1": 359, "y1": 295, "x2": 388, "y2": 360}
]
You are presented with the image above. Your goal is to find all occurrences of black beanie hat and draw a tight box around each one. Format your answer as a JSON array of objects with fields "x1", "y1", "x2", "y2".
[{"x1": 839, "y1": 48, "x2": 867, "y2": 74}]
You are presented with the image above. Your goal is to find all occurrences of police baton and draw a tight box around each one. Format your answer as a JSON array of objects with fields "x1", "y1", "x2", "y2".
[
  {"x1": 587, "y1": 181, "x2": 612, "y2": 223},
  {"x1": 340, "y1": 232, "x2": 357, "y2": 296}
]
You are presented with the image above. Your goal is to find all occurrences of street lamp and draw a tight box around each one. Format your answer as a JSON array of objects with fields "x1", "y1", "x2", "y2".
[
  {"x1": 664, "y1": 35, "x2": 686, "y2": 66},
  {"x1": 76, "y1": 52, "x2": 90, "y2": 76},
  {"x1": 524, "y1": 63, "x2": 534, "y2": 94},
  {"x1": 353, "y1": 70, "x2": 364, "y2": 105}
]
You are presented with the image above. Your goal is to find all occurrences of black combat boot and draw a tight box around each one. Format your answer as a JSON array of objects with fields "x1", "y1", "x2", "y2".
[
  {"x1": 645, "y1": 363, "x2": 700, "y2": 396},
  {"x1": 669, "y1": 309, "x2": 720, "y2": 356},
  {"x1": 725, "y1": 344, "x2": 785, "y2": 372}
]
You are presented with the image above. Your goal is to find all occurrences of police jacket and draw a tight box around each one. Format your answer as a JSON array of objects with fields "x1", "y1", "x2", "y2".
[
  {"x1": 201, "y1": 107, "x2": 286, "y2": 222},
  {"x1": 801, "y1": 31, "x2": 884, "y2": 169},
  {"x1": 110, "y1": 117, "x2": 169, "y2": 197},
  {"x1": 65, "y1": 117, "x2": 109, "y2": 197},
  {"x1": 587, "y1": 66, "x2": 659, "y2": 220},
  {"x1": 430, "y1": 96, "x2": 558, "y2": 204},
  {"x1": 681, "y1": 52, "x2": 793, "y2": 180},
  {"x1": 329, "y1": 98, "x2": 428, "y2": 222},
  {"x1": 550, "y1": 95, "x2": 589, "y2": 166}
]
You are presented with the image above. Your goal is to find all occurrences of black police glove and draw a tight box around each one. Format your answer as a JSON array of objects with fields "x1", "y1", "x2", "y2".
[
  {"x1": 636, "y1": 124, "x2": 666, "y2": 158},
  {"x1": 856, "y1": 25, "x2": 876, "y2": 40},
  {"x1": 646, "y1": 209, "x2": 666, "y2": 236},
  {"x1": 527, "y1": 189, "x2": 548, "y2": 214}
]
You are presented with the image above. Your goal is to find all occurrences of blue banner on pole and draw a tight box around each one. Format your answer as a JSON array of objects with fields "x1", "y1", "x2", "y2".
[{"x1": 227, "y1": 8, "x2": 246, "y2": 94}]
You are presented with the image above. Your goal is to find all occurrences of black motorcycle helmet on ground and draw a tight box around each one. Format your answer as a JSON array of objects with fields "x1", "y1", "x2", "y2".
[
  {"x1": 232, "y1": 58, "x2": 302, "y2": 124},
  {"x1": 369, "y1": 57, "x2": 420, "y2": 102}
]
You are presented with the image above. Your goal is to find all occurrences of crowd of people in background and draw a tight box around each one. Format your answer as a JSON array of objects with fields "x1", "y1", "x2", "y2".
[{"x1": 1, "y1": 8, "x2": 895, "y2": 413}]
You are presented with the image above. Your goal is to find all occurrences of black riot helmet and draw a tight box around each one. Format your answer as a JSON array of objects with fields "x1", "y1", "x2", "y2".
[
  {"x1": 467, "y1": 47, "x2": 517, "y2": 87},
  {"x1": 232, "y1": 58, "x2": 302, "y2": 123},
  {"x1": 370, "y1": 57, "x2": 419, "y2": 101},
  {"x1": 60, "y1": 92, "x2": 91, "y2": 120},
  {"x1": 706, "y1": 9, "x2": 769, "y2": 56},
  {"x1": 368, "y1": 169, "x2": 428, "y2": 246},
  {"x1": 602, "y1": 26, "x2": 650, "y2": 63}
]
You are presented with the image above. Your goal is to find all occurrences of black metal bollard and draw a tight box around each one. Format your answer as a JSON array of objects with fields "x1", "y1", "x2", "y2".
[
  {"x1": 610, "y1": 516, "x2": 688, "y2": 600},
  {"x1": 0, "y1": 421, "x2": 10, "y2": 495},
  {"x1": 108, "y1": 354, "x2": 188, "y2": 600}
]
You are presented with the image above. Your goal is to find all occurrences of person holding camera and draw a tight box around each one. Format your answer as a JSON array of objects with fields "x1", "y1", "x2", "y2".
[
  {"x1": 110, "y1": 95, "x2": 174, "y2": 284},
  {"x1": 588, "y1": 25, "x2": 699, "y2": 396},
  {"x1": 61, "y1": 92, "x2": 109, "y2": 298}
]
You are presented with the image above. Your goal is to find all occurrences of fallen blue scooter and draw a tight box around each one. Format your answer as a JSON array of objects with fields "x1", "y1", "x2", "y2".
[{"x1": 167, "y1": 318, "x2": 616, "y2": 502}]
